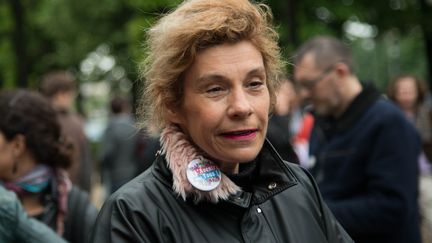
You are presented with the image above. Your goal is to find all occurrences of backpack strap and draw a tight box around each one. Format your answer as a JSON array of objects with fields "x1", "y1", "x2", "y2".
[{"x1": 63, "y1": 186, "x2": 93, "y2": 243}]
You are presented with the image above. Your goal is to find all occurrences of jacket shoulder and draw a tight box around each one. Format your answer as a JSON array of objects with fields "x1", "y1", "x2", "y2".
[
  {"x1": 64, "y1": 186, "x2": 98, "y2": 243},
  {"x1": 90, "y1": 168, "x2": 171, "y2": 242}
]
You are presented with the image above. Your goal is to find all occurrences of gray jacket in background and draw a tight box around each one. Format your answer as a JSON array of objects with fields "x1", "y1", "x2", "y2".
[{"x1": 99, "y1": 114, "x2": 139, "y2": 192}]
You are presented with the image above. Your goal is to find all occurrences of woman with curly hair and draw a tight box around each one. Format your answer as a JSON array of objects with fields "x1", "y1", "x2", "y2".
[
  {"x1": 0, "y1": 89, "x2": 97, "y2": 242},
  {"x1": 90, "y1": 0, "x2": 353, "y2": 242}
]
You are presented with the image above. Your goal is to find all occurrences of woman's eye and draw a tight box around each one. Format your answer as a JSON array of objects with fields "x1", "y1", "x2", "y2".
[
  {"x1": 206, "y1": 86, "x2": 225, "y2": 94},
  {"x1": 249, "y1": 80, "x2": 264, "y2": 89}
]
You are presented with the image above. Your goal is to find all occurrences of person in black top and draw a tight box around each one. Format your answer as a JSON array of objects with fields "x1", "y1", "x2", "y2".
[{"x1": 90, "y1": 1, "x2": 353, "y2": 242}]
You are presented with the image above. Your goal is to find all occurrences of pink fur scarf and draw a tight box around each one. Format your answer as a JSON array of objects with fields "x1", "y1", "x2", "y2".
[{"x1": 160, "y1": 124, "x2": 241, "y2": 203}]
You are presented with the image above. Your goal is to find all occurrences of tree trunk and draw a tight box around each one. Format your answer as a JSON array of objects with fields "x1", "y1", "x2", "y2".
[
  {"x1": 424, "y1": 33, "x2": 432, "y2": 87},
  {"x1": 8, "y1": 0, "x2": 28, "y2": 87},
  {"x1": 420, "y1": 0, "x2": 432, "y2": 89},
  {"x1": 286, "y1": 0, "x2": 298, "y2": 47}
]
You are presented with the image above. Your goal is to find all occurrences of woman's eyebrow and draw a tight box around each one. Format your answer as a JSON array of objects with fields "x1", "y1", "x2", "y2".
[
  {"x1": 195, "y1": 67, "x2": 266, "y2": 86},
  {"x1": 246, "y1": 67, "x2": 266, "y2": 78},
  {"x1": 196, "y1": 74, "x2": 227, "y2": 83}
]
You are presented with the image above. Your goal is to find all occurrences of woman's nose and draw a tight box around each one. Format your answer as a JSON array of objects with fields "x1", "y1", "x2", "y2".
[{"x1": 227, "y1": 88, "x2": 253, "y2": 118}]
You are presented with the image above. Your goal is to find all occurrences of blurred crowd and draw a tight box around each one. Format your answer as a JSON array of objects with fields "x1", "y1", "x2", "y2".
[{"x1": 1, "y1": 1, "x2": 432, "y2": 243}]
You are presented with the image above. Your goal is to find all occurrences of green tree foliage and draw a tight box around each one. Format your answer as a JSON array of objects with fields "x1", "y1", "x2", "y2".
[
  {"x1": 266, "y1": 0, "x2": 431, "y2": 89},
  {"x1": 0, "y1": 0, "x2": 431, "y2": 92},
  {"x1": 0, "y1": 0, "x2": 181, "y2": 89}
]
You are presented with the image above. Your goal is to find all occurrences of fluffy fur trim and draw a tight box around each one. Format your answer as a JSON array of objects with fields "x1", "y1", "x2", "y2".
[{"x1": 160, "y1": 124, "x2": 241, "y2": 203}]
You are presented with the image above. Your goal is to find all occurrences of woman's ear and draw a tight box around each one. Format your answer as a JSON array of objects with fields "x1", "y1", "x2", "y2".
[
  {"x1": 9, "y1": 134, "x2": 26, "y2": 174},
  {"x1": 165, "y1": 104, "x2": 184, "y2": 125},
  {"x1": 11, "y1": 134, "x2": 26, "y2": 157}
]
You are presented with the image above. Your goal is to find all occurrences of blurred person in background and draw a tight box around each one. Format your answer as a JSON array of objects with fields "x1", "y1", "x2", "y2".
[
  {"x1": 293, "y1": 36, "x2": 421, "y2": 243},
  {"x1": 40, "y1": 70, "x2": 93, "y2": 192},
  {"x1": 0, "y1": 90, "x2": 98, "y2": 243},
  {"x1": 99, "y1": 96, "x2": 139, "y2": 194},
  {"x1": 90, "y1": 0, "x2": 353, "y2": 242},
  {"x1": 133, "y1": 128, "x2": 160, "y2": 175},
  {"x1": 387, "y1": 74, "x2": 432, "y2": 242},
  {"x1": 0, "y1": 184, "x2": 67, "y2": 243},
  {"x1": 267, "y1": 78, "x2": 314, "y2": 165},
  {"x1": 267, "y1": 78, "x2": 300, "y2": 163}
]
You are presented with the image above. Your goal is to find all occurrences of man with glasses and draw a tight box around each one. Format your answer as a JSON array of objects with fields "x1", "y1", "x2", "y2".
[{"x1": 293, "y1": 36, "x2": 421, "y2": 243}]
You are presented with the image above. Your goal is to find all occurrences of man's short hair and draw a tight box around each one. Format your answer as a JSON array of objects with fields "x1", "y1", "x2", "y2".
[
  {"x1": 294, "y1": 36, "x2": 354, "y2": 73},
  {"x1": 40, "y1": 70, "x2": 76, "y2": 98}
]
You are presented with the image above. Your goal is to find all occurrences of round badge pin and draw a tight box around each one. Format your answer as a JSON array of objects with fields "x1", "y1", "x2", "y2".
[{"x1": 186, "y1": 158, "x2": 221, "y2": 191}]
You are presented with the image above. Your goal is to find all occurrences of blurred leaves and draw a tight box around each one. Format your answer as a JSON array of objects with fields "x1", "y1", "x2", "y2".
[
  {"x1": 0, "y1": 0, "x2": 431, "y2": 91},
  {"x1": 267, "y1": 0, "x2": 430, "y2": 87}
]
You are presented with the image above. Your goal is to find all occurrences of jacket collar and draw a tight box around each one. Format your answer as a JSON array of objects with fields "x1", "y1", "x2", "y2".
[{"x1": 153, "y1": 124, "x2": 298, "y2": 205}]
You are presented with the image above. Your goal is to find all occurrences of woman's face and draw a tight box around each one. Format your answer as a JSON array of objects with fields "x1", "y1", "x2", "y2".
[
  {"x1": 394, "y1": 77, "x2": 418, "y2": 111},
  {"x1": 169, "y1": 40, "x2": 270, "y2": 173},
  {"x1": 0, "y1": 132, "x2": 15, "y2": 181}
]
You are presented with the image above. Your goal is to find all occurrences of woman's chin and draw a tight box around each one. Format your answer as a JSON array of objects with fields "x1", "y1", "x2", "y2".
[{"x1": 213, "y1": 150, "x2": 259, "y2": 167}]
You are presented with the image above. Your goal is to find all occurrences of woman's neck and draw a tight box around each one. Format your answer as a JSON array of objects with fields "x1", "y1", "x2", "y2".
[
  {"x1": 12, "y1": 152, "x2": 38, "y2": 181},
  {"x1": 404, "y1": 106, "x2": 416, "y2": 113},
  {"x1": 19, "y1": 193, "x2": 45, "y2": 216},
  {"x1": 14, "y1": 154, "x2": 47, "y2": 217},
  {"x1": 218, "y1": 162, "x2": 239, "y2": 174}
]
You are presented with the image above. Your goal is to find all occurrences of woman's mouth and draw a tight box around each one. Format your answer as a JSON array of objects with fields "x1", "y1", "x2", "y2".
[{"x1": 221, "y1": 129, "x2": 258, "y2": 140}]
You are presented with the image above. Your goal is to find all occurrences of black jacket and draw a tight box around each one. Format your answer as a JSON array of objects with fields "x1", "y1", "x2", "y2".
[
  {"x1": 310, "y1": 85, "x2": 421, "y2": 243},
  {"x1": 90, "y1": 141, "x2": 353, "y2": 243}
]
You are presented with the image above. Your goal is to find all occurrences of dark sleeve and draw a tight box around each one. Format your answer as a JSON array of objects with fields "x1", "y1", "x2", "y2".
[
  {"x1": 65, "y1": 186, "x2": 98, "y2": 243},
  {"x1": 89, "y1": 192, "x2": 164, "y2": 243},
  {"x1": 325, "y1": 113, "x2": 420, "y2": 236},
  {"x1": 297, "y1": 167, "x2": 354, "y2": 243},
  {"x1": 83, "y1": 200, "x2": 99, "y2": 241}
]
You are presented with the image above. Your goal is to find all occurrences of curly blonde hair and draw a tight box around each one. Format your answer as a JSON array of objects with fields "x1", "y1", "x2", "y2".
[{"x1": 138, "y1": 0, "x2": 284, "y2": 132}]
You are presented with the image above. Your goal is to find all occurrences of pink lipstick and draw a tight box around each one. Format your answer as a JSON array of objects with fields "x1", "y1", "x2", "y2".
[{"x1": 221, "y1": 129, "x2": 257, "y2": 140}]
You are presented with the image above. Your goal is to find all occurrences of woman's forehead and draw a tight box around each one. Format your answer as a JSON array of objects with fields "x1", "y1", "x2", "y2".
[{"x1": 185, "y1": 41, "x2": 265, "y2": 80}]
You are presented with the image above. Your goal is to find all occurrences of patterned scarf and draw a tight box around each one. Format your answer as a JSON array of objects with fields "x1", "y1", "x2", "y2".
[
  {"x1": 3, "y1": 165, "x2": 72, "y2": 236},
  {"x1": 4, "y1": 165, "x2": 53, "y2": 195}
]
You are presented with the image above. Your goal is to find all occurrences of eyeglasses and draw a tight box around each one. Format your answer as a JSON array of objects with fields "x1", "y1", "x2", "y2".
[{"x1": 296, "y1": 65, "x2": 335, "y2": 91}]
